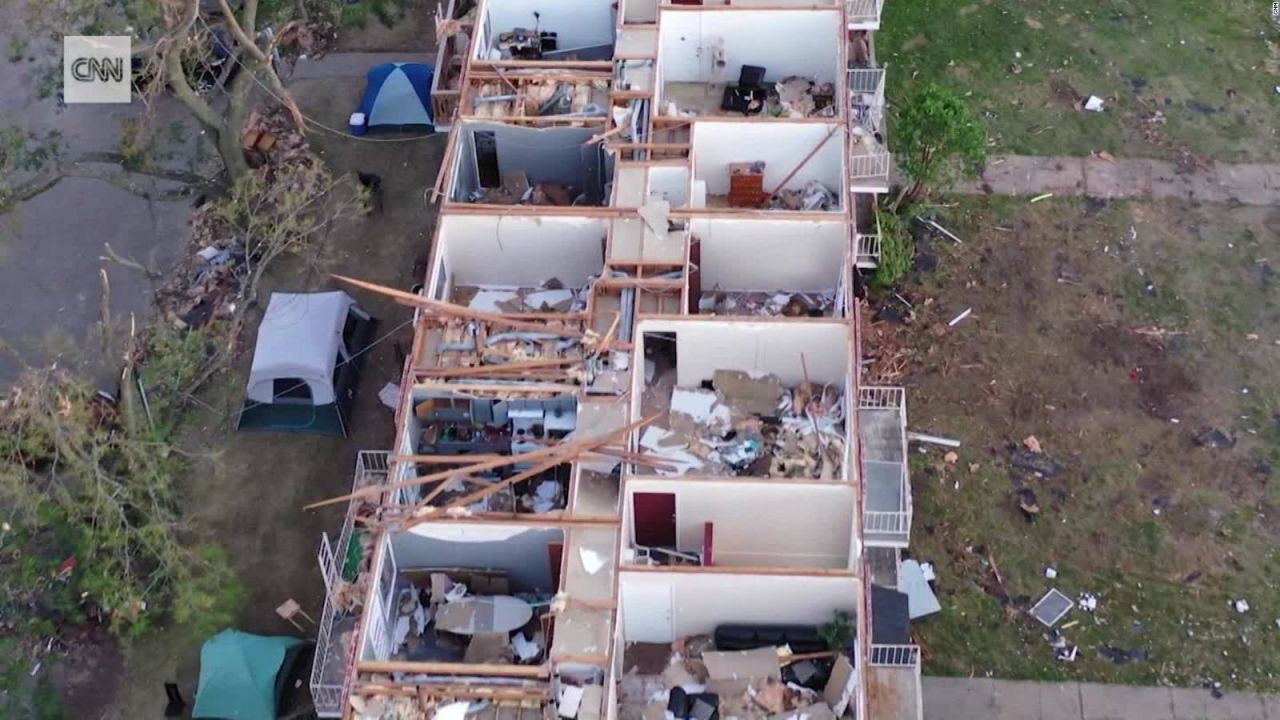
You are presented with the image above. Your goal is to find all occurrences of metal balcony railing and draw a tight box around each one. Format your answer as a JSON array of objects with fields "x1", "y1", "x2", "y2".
[
  {"x1": 855, "y1": 233, "x2": 881, "y2": 268},
  {"x1": 859, "y1": 386, "x2": 905, "y2": 410},
  {"x1": 864, "y1": 510, "x2": 911, "y2": 536},
  {"x1": 859, "y1": 387, "x2": 911, "y2": 545},
  {"x1": 849, "y1": 146, "x2": 892, "y2": 187},
  {"x1": 310, "y1": 451, "x2": 389, "y2": 717},
  {"x1": 869, "y1": 644, "x2": 920, "y2": 668},
  {"x1": 846, "y1": 0, "x2": 883, "y2": 26}
]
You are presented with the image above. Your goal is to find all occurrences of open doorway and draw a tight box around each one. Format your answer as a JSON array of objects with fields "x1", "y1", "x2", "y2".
[{"x1": 473, "y1": 130, "x2": 500, "y2": 188}]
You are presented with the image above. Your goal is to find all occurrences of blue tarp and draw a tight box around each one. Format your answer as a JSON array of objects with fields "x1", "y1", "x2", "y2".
[{"x1": 354, "y1": 62, "x2": 434, "y2": 131}]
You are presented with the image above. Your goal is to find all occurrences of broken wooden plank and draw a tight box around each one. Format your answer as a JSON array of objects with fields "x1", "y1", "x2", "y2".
[{"x1": 332, "y1": 274, "x2": 584, "y2": 338}]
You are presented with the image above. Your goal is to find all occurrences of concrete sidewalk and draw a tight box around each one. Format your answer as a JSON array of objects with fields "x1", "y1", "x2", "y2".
[
  {"x1": 924, "y1": 677, "x2": 1280, "y2": 720},
  {"x1": 953, "y1": 154, "x2": 1280, "y2": 206}
]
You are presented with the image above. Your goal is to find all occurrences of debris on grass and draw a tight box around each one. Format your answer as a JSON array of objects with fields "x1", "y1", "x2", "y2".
[
  {"x1": 1014, "y1": 487, "x2": 1041, "y2": 519},
  {"x1": 1078, "y1": 592, "x2": 1098, "y2": 613},
  {"x1": 1030, "y1": 588, "x2": 1074, "y2": 627},
  {"x1": 1029, "y1": 192, "x2": 1054, "y2": 203},
  {"x1": 1010, "y1": 448, "x2": 1062, "y2": 477},
  {"x1": 1194, "y1": 428, "x2": 1236, "y2": 449},
  {"x1": 907, "y1": 431, "x2": 961, "y2": 448},
  {"x1": 1044, "y1": 566, "x2": 1057, "y2": 579},
  {"x1": 944, "y1": 450, "x2": 959, "y2": 464},
  {"x1": 1233, "y1": 599, "x2": 1249, "y2": 614},
  {"x1": 1022, "y1": 435, "x2": 1042, "y2": 454},
  {"x1": 948, "y1": 308, "x2": 972, "y2": 327}
]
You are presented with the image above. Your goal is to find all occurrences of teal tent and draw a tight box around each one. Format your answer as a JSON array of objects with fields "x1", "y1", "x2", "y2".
[{"x1": 192, "y1": 630, "x2": 307, "y2": 720}]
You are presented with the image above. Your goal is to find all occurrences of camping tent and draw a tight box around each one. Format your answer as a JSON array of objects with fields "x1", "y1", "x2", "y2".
[
  {"x1": 353, "y1": 62, "x2": 434, "y2": 133},
  {"x1": 192, "y1": 630, "x2": 307, "y2": 720},
  {"x1": 237, "y1": 291, "x2": 375, "y2": 436}
]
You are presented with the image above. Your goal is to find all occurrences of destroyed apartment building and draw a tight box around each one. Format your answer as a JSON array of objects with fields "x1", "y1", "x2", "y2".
[{"x1": 306, "y1": 0, "x2": 921, "y2": 718}]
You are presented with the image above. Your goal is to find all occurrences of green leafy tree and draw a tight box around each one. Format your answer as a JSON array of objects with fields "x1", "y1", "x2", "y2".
[
  {"x1": 892, "y1": 83, "x2": 986, "y2": 210},
  {"x1": 870, "y1": 205, "x2": 914, "y2": 289}
]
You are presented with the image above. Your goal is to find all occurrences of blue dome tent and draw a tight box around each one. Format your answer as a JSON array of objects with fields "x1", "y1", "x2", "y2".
[{"x1": 351, "y1": 62, "x2": 435, "y2": 135}]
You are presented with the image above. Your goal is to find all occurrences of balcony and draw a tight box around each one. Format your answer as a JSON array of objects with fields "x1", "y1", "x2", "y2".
[
  {"x1": 855, "y1": 232, "x2": 880, "y2": 269},
  {"x1": 846, "y1": 0, "x2": 883, "y2": 29},
  {"x1": 311, "y1": 451, "x2": 388, "y2": 717},
  {"x1": 866, "y1": 644, "x2": 923, "y2": 720},
  {"x1": 848, "y1": 68, "x2": 890, "y2": 192},
  {"x1": 859, "y1": 387, "x2": 910, "y2": 546}
]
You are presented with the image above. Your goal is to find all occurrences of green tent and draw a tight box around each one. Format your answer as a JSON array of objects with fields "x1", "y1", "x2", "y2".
[{"x1": 193, "y1": 630, "x2": 307, "y2": 720}]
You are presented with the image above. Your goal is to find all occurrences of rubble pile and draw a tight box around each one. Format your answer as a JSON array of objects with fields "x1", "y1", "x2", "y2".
[
  {"x1": 157, "y1": 108, "x2": 328, "y2": 329},
  {"x1": 642, "y1": 370, "x2": 846, "y2": 479}
]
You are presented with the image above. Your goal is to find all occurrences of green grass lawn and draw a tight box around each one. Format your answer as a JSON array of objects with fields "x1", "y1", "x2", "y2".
[
  {"x1": 881, "y1": 196, "x2": 1280, "y2": 688},
  {"x1": 880, "y1": 0, "x2": 1280, "y2": 162}
]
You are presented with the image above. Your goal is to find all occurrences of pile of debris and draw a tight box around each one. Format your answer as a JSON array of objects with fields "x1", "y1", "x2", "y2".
[
  {"x1": 697, "y1": 291, "x2": 835, "y2": 317},
  {"x1": 773, "y1": 77, "x2": 837, "y2": 118},
  {"x1": 424, "y1": 318, "x2": 588, "y2": 381},
  {"x1": 641, "y1": 370, "x2": 846, "y2": 479},
  {"x1": 470, "y1": 79, "x2": 609, "y2": 119},
  {"x1": 631, "y1": 639, "x2": 856, "y2": 720},
  {"x1": 156, "y1": 107, "x2": 327, "y2": 329},
  {"x1": 467, "y1": 175, "x2": 580, "y2": 206},
  {"x1": 453, "y1": 281, "x2": 589, "y2": 314},
  {"x1": 766, "y1": 181, "x2": 836, "y2": 211}
]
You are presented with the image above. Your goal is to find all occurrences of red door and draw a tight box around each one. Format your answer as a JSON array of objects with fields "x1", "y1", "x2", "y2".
[
  {"x1": 633, "y1": 492, "x2": 677, "y2": 547},
  {"x1": 548, "y1": 541, "x2": 564, "y2": 592}
]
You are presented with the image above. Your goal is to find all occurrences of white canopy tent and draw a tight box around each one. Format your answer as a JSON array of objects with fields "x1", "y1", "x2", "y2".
[{"x1": 246, "y1": 292, "x2": 355, "y2": 405}]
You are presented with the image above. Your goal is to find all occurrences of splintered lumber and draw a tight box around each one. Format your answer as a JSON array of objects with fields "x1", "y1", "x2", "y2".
[
  {"x1": 331, "y1": 274, "x2": 584, "y2": 338},
  {"x1": 304, "y1": 413, "x2": 658, "y2": 510},
  {"x1": 442, "y1": 418, "x2": 656, "y2": 509},
  {"x1": 353, "y1": 682, "x2": 550, "y2": 701},
  {"x1": 358, "y1": 660, "x2": 550, "y2": 678},
  {"x1": 421, "y1": 358, "x2": 580, "y2": 377},
  {"x1": 441, "y1": 455, "x2": 567, "y2": 510},
  {"x1": 767, "y1": 124, "x2": 840, "y2": 198}
]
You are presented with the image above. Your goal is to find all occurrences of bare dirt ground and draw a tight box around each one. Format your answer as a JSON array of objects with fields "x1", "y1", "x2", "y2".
[{"x1": 872, "y1": 196, "x2": 1280, "y2": 689}]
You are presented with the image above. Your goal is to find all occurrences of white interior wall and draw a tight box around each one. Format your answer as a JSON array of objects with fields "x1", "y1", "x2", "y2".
[
  {"x1": 692, "y1": 219, "x2": 844, "y2": 292},
  {"x1": 657, "y1": 10, "x2": 839, "y2": 85},
  {"x1": 484, "y1": 0, "x2": 616, "y2": 51},
  {"x1": 692, "y1": 122, "x2": 843, "y2": 196},
  {"x1": 620, "y1": 571, "x2": 858, "y2": 642},
  {"x1": 649, "y1": 166, "x2": 690, "y2": 207},
  {"x1": 431, "y1": 215, "x2": 605, "y2": 288},
  {"x1": 636, "y1": 319, "x2": 849, "y2": 386},
  {"x1": 626, "y1": 480, "x2": 854, "y2": 569}
]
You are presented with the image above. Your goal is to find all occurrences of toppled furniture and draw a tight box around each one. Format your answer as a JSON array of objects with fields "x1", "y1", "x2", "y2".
[{"x1": 721, "y1": 65, "x2": 767, "y2": 115}]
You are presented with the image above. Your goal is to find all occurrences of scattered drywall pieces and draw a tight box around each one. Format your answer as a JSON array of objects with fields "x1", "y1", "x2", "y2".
[
  {"x1": 823, "y1": 655, "x2": 856, "y2": 716},
  {"x1": 558, "y1": 684, "x2": 585, "y2": 718},
  {"x1": 714, "y1": 369, "x2": 783, "y2": 415},
  {"x1": 899, "y1": 560, "x2": 942, "y2": 619}
]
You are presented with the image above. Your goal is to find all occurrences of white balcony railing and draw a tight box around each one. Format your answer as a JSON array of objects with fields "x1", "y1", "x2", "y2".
[
  {"x1": 859, "y1": 387, "x2": 911, "y2": 545},
  {"x1": 848, "y1": 68, "x2": 886, "y2": 137},
  {"x1": 855, "y1": 233, "x2": 880, "y2": 268},
  {"x1": 846, "y1": 0, "x2": 883, "y2": 26},
  {"x1": 859, "y1": 386, "x2": 905, "y2": 410},
  {"x1": 864, "y1": 511, "x2": 910, "y2": 536},
  {"x1": 849, "y1": 146, "x2": 892, "y2": 187},
  {"x1": 310, "y1": 451, "x2": 389, "y2": 717},
  {"x1": 870, "y1": 644, "x2": 920, "y2": 668}
]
